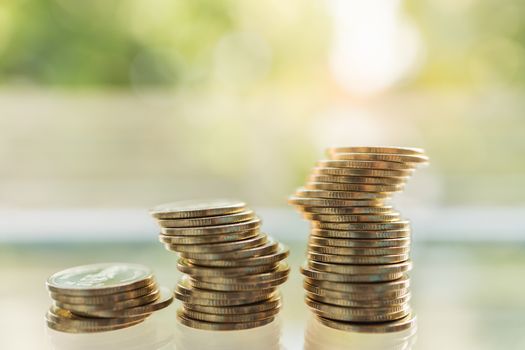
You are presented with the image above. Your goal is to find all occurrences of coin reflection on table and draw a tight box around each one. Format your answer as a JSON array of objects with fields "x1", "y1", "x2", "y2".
[
  {"x1": 304, "y1": 315, "x2": 417, "y2": 350},
  {"x1": 46, "y1": 313, "x2": 175, "y2": 350},
  {"x1": 175, "y1": 316, "x2": 283, "y2": 350}
]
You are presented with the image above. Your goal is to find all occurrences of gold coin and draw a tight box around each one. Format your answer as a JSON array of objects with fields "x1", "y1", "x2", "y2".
[
  {"x1": 288, "y1": 196, "x2": 384, "y2": 208},
  {"x1": 306, "y1": 291, "x2": 411, "y2": 308},
  {"x1": 176, "y1": 277, "x2": 276, "y2": 299},
  {"x1": 326, "y1": 146, "x2": 425, "y2": 156},
  {"x1": 166, "y1": 234, "x2": 267, "y2": 254},
  {"x1": 308, "y1": 174, "x2": 407, "y2": 185},
  {"x1": 187, "y1": 244, "x2": 289, "y2": 267},
  {"x1": 303, "y1": 281, "x2": 409, "y2": 300},
  {"x1": 330, "y1": 153, "x2": 429, "y2": 164},
  {"x1": 313, "y1": 166, "x2": 413, "y2": 178},
  {"x1": 46, "y1": 263, "x2": 154, "y2": 297},
  {"x1": 46, "y1": 306, "x2": 146, "y2": 327},
  {"x1": 311, "y1": 228, "x2": 410, "y2": 239},
  {"x1": 305, "y1": 298, "x2": 410, "y2": 322},
  {"x1": 184, "y1": 295, "x2": 281, "y2": 315},
  {"x1": 304, "y1": 275, "x2": 410, "y2": 293},
  {"x1": 317, "y1": 159, "x2": 414, "y2": 171},
  {"x1": 308, "y1": 245, "x2": 409, "y2": 256},
  {"x1": 177, "y1": 310, "x2": 275, "y2": 330},
  {"x1": 160, "y1": 218, "x2": 261, "y2": 236},
  {"x1": 158, "y1": 229, "x2": 258, "y2": 245},
  {"x1": 300, "y1": 264, "x2": 404, "y2": 283},
  {"x1": 308, "y1": 252, "x2": 410, "y2": 265},
  {"x1": 150, "y1": 199, "x2": 246, "y2": 219},
  {"x1": 49, "y1": 283, "x2": 158, "y2": 304},
  {"x1": 303, "y1": 213, "x2": 400, "y2": 223},
  {"x1": 180, "y1": 238, "x2": 278, "y2": 260},
  {"x1": 177, "y1": 258, "x2": 278, "y2": 277},
  {"x1": 191, "y1": 262, "x2": 290, "y2": 284},
  {"x1": 316, "y1": 312, "x2": 417, "y2": 333},
  {"x1": 308, "y1": 260, "x2": 412, "y2": 275},
  {"x1": 189, "y1": 275, "x2": 288, "y2": 291},
  {"x1": 300, "y1": 206, "x2": 393, "y2": 215},
  {"x1": 46, "y1": 318, "x2": 144, "y2": 333},
  {"x1": 312, "y1": 221, "x2": 410, "y2": 231},
  {"x1": 296, "y1": 188, "x2": 389, "y2": 200},
  {"x1": 305, "y1": 182, "x2": 404, "y2": 193},
  {"x1": 175, "y1": 290, "x2": 278, "y2": 306},
  {"x1": 55, "y1": 288, "x2": 160, "y2": 313},
  {"x1": 181, "y1": 305, "x2": 280, "y2": 323},
  {"x1": 157, "y1": 210, "x2": 255, "y2": 228},
  {"x1": 309, "y1": 236, "x2": 410, "y2": 248},
  {"x1": 69, "y1": 286, "x2": 173, "y2": 318}
]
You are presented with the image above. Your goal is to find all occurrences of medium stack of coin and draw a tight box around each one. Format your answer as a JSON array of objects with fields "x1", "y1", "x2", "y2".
[
  {"x1": 289, "y1": 146, "x2": 428, "y2": 333},
  {"x1": 45, "y1": 263, "x2": 173, "y2": 333},
  {"x1": 150, "y1": 199, "x2": 290, "y2": 330}
]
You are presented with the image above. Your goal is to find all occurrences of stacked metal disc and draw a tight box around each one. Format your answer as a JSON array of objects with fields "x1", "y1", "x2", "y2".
[
  {"x1": 289, "y1": 146, "x2": 428, "y2": 333},
  {"x1": 46, "y1": 263, "x2": 173, "y2": 333},
  {"x1": 150, "y1": 199, "x2": 290, "y2": 330}
]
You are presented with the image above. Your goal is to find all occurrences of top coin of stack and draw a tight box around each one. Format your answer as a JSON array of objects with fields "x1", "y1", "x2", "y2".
[
  {"x1": 150, "y1": 199, "x2": 290, "y2": 330},
  {"x1": 289, "y1": 146, "x2": 428, "y2": 333},
  {"x1": 45, "y1": 263, "x2": 173, "y2": 333}
]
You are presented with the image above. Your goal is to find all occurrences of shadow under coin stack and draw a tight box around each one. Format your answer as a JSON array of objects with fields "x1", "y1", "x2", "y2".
[
  {"x1": 150, "y1": 199, "x2": 290, "y2": 330},
  {"x1": 289, "y1": 146, "x2": 428, "y2": 333},
  {"x1": 45, "y1": 263, "x2": 173, "y2": 333}
]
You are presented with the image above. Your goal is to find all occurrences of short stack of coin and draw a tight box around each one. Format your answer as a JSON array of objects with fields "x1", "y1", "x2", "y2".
[
  {"x1": 289, "y1": 146, "x2": 428, "y2": 333},
  {"x1": 45, "y1": 263, "x2": 173, "y2": 333},
  {"x1": 150, "y1": 199, "x2": 290, "y2": 330}
]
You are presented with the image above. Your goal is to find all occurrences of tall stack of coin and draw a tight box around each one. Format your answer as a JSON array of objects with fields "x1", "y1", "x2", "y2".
[
  {"x1": 150, "y1": 199, "x2": 290, "y2": 330},
  {"x1": 45, "y1": 263, "x2": 173, "y2": 333},
  {"x1": 289, "y1": 146, "x2": 428, "y2": 333}
]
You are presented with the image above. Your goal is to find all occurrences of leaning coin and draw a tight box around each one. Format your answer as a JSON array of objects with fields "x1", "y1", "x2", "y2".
[
  {"x1": 46, "y1": 306, "x2": 146, "y2": 327},
  {"x1": 306, "y1": 298, "x2": 410, "y2": 322},
  {"x1": 161, "y1": 218, "x2": 261, "y2": 236},
  {"x1": 330, "y1": 153, "x2": 429, "y2": 164},
  {"x1": 157, "y1": 210, "x2": 255, "y2": 228},
  {"x1": 177, "y1": 277, "x2": 276, "y2": 300},
  {"x1": 311, "y1": 228, "x2": 410, "y2": 239},
  {"x1": 307, "y1": 252, "x2": 410, "y2": 265},
  {"x1": 301, "y1": 206, "x2": 394, "y2": 215},
  {"x1": 296, "y1": 188, "x2": 389, "y2": 200},
  {"x1": 191, "y1": 262, "x2": 290, "y2": 284},
  {"x1": 187, "y1": 244, "x2": 289, "y2": 267},
  {"x1": 305, "y1": 182, "x2": 404, "y2": 193},
  {"x1": 184, "y1": 295, "x2": 281, "y2": 315},
  {"x1": 46, "y1": 317, "x2": 145, "y2": 333},
  {"x1": 46, "y1": 263, "x2": 154, "y2": 296},
  {"x1": 300, "y1": 265, "x2": 403, "y2": 283},
  {"x1": 312, "y1": 221, "x2": 410, "y2": 231},
  {"x1": 306, "y1": 291, "x2": 411, "y2": 308},
  {"x1": 288, "y1": 196, "x2": 384, "y2": 208},
  {"x1": 303, "y1": 213, "x2": 401, "y2": 223},
  {"x1": 177, "y1": 310, "x2": 275, "y2": 330},
  {"x1": 304, "y1": 275, "x2": 410, "y2": 293},
  {"x1": 309, "y1": 236, "x2": 410, "y2": 248},
  {"x1": 166, "y1": 234, "x2": 267, "y2": 254},
  {"x1": 179, "y1": 237, "x2": 278, "y2": 261},
  {"x1": 317, "y1": 159, "x2": 414, "y2": 171},
  {"x1": 307, "y1": 260, "x2": 412, "y2": 275},
  {"x1": 49, "y1": 283, "x2": 158, "y2": 304},
  {"x1": 308, "y1": 174, "x2": 407, "y2": 185},
  {"x1": 304, "y1": 281, "x2": 410, "y2": 300},
  {"x1": 327, "y1": 146, "x2": 425, "y2": 156},
  {"x1": 182, "y1": 305, "x2": 280, "y2": 323},
  {"x1": 158, "y1": 229, "x2": 258, "y2": 245},
  {"x1": 316, "y1": 312, "x2": 417, "y2": 333},
  {"x1": 313, "y1": 166, "x2": 413, "y2": 178},
  {"x1": 189, "y1": 275, "x2": 288, "y2": 291},
  {"x1": 308, "y1": 245, "x2": 409, "y2": 256},
  {"x1": 150, "y1": 199, "x2": 246, "y2": 219},
  {"x1": 175, "y1": 290, "x2": 278, "y2": 306},
  {"x1": 178, "y1": 259, "x2": 278, "y2": 277}
]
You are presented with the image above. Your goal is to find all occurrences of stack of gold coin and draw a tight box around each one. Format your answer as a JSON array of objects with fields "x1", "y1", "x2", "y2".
[
  {"x1": 289, "y1": 146, "x2": 428, "y2": 333},
  {"x1": 45, "y1": 263, "x2": 173, "y2": 333},
  {"x1": 150, "y1": 199, "x2": 290, "y2": 330}
]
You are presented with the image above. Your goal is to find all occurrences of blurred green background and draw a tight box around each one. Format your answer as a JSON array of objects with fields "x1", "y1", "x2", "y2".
[{"x1": 0, "y1": 0, "x2": 524, "y2": 349}]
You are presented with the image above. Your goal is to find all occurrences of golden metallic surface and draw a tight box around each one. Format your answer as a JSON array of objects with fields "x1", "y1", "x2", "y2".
[
  {"x1": 46, "y1": 306, "x2": 146, "y2": 327},
  {"x1": 330, "y1": 152, "x2": 429, "y2": 164},
  {"x1": 305, "y1": 181, "x2": 404, "y2": 193},
  {"x1": 307, "y1": 260, "x2": 412, "y2": 275},
  {"x1": 308, "y1": 174, "x2": 407, "y2": 185},
  {"x1": 313, "y1": 166, "x2": 413, "y2": 178},
  {"x1": 174, "y1": 290, "x2": 278, "y2": 306},
  {"x1": 288, "y1": 196, "x2": 384, "y2": 208},
  {"x1": 300, "y1": 265, "x2": 404, "y2": 283},
  {"x1": 306, "y1": 291, "x2": 411, "y2": 308},
  {"x1": 315, "y1": 313, "x2": 417, "y2": 333},
  {"x1": 157, "y1": 210, "x2": 255, "y2": 228},
  {"x1": 55, "y1": 288, "x2": 160, "y2": 312},
  {"x1": 150, "y1": 199, "x2": 246, "y2": 219},
  {"x1": 187, "y1": 244, "x2": 289, "y2": 267},
  {"x1": 303, "y1": 212, "x2": 401, "y2": 223},
  {"x1": 300, "y1": 206, "x2": 393, "y2": 215},
  {"x1": 296, "y1": 188, "x2": 390, "y2": 200},
  {"x1": 166, "y1": 234, "x2": 267, "y2": 254},
  {"x1": 309, "y1": 236, "x2": 410, "y2": 248},
  {"x1": 191, "y1": 262, "x2": 290, "y2": 284},
  {"x1": 179, "y1": 238, "x2": 278, "y2": 260},
  {"x1": 304, "y1": 281, "x2": 409, "y2": 300},
  {"x1": 46, "y1": 318, "x2": 145, "y2": 333},
  {"x1": 158, "y1": 229, "x2": 259, "y2": 245},
  {"x1": 177, "y1": 258, "x2": 278, "y2": 277},
  {"x1": 181, "y1": 304, "x2": 280, "y2": 323},
  {"x1": 326, "y1": 146, "x2": 425, "y2": 156},
  {"x1": 177, "y1": 310, "x2": 275, "y2": 331},
  {"x1": 310, "y1": 228, "x2": 410, "y2": 239},
  {"x1": 307, "y1": 244, "x2": 410, "y2": 256},
  {"x1": 184, "y1": 295, "x2": 281, "y2": 315},
  {"x1": 311, "y1": 220, "x2": 410, "y2": 231},
  {"x1": 303, "y1": 275, "x2": 410, "y2": 293},
  {"x1": 189, "y1": 275, "x2": 288, "y2": 291},
  {"x1": 49, "y1": 282, "x2": 158, "y2": 304},
  {"x1": 160, "y1": 218, "x2": 261, "y2": 236},
  {"x1": 307, "y1": 252, "x2": 410, "y2": 265},
  {"x1": 176, "y1": 277, "x2": 277, "y2": 300},
  {"x1": 317, "y1": 159, "x2": 415, "y2": 171}
]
